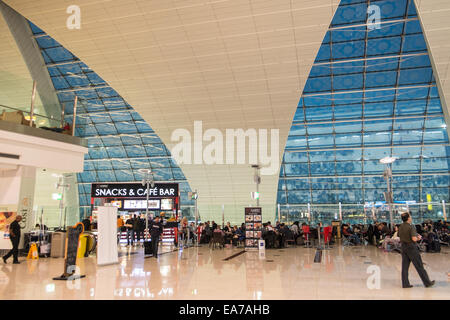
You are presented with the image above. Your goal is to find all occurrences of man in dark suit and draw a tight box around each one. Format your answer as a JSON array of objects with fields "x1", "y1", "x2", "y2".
[{"x1": 3, "y1": 215, "x2": 22, "y2": 264}]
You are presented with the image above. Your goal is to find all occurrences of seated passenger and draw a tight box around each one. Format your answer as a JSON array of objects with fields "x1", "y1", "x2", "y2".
[
  {"x1": 342, "y1": 225, "x2": 360, "y2": 245},
  {"x1": 382, "y1": 225, "x2": 400, "y2": 251}
]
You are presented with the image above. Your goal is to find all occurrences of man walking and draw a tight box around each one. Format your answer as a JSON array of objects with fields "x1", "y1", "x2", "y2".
[
  {"x1": 125, "y1": 215, "x2": 135, "y2": 246},
  {"x1": 3, "y1": 215, "x2": 22, "y2": 264},
  {"x1": 399, "y1": 212, "x2": 435, "y2": 288},
  {"x1": 149, "y1": 216, "x2": 163, "y2": 258}
]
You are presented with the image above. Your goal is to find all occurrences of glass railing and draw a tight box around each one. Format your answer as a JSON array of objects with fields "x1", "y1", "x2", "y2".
[
  {"x1": 33, "y1": 205, "x2": 81, "y2": 230},
  {"x1": 278, "y1": 202, "x2": 448, "y2": 226},
  {"x1": 0, "y1": 103, "x2": 62, "y2": 129}
]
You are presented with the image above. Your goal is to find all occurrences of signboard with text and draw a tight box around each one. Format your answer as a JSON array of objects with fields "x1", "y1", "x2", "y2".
[
  {"x1": 244, "y1": 207, "x2": 262, "y2": 250},
  {"x1": 91, "y1": 183, "x2": 179, "y2": 199}
]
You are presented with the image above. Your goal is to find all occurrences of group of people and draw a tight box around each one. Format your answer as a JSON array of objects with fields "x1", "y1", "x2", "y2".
[
  {"x1": 117, "y1": 214, "x2": 147, "y2": 246},
  {"x1": 197, "y1": 221, "x2": 245, "y2": 246},
  {"x1": 116, "y1": 214, "x2": 164, "y2": 257}
]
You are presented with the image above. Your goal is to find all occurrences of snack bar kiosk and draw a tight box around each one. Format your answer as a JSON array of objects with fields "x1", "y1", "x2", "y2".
[{"x1": 90, "y1": 183, "x2": 180, "y2": 244}]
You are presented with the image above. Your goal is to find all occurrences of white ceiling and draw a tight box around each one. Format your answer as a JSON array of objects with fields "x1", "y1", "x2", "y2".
[
  {"x1": 0, "y1": 10, "x2": 43, "y2": 112},
  {"x1": 4, "y1": 0, "x2": 341, "y2": 222},
  {"x1": 415, "y1": 0, "x2": 450, "y2": 138}
]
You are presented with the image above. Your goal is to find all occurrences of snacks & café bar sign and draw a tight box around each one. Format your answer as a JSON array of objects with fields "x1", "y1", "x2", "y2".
[{"x1": 91, "y1": 183, "x2": 179, "y2": 198}]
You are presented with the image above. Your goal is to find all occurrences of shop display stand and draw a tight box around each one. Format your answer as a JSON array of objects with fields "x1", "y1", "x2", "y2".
[{"x1": 244, "y1": 207, "x2": 262, "y2": 251}]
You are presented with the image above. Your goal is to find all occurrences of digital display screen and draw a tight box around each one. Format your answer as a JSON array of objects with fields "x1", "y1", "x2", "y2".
[
  {"x1": 161, "y1": 199, "x2": 173, "y2": 210},
  {"x1": 110, "y1": 200, "x2": 122, "y2": 208},
  {"x1": 123, "y1": 200, "x2": 160, "y2": 210}
]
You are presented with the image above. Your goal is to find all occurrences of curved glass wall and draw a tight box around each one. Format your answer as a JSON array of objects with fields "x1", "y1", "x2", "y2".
[
  {"x1": 27, "y1": 22, "x2": 194, "y2": 219},
  {"x1": 277, "y1": 0, "x2": 450, "y2": 225}
]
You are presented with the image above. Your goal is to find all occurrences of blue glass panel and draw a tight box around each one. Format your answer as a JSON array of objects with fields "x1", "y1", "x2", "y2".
[
  {"x1": 310, "y1": 151, "x2": 334, "y2": 162},
  {"x1": 284, "y1": 152, "x2": 308, "y2": 163},
  {"x1": 336, "y1": 149, "x2": 362, "y2": 161},
  {"x1": 335, "y1": 133, "x2": 361, "y2": 147},
  {"x1": 364, "y1": 131, "x2": 391, "y2": 146},
  {"x1": 287, "y1": 191, "x2": 310, "y2": 204},
  {"x1": 307, "y1": 123, "x2": 333, "y2": 135},
  {"x1": 393, "y1": 130, "x2": 423, "y2": 145},
  {"x1": 332, "y1": 41, "x2": 365, "y2": 59},
  {"x1": 336, "y1": 161, "x2": 362, "y2": 175},
  {"x1": 365, "y1": 71, "x2": 397, "y2": 88},
  {"x1": 395, "y1": 100, "x2": 426, "y2": 116},
  {"x1": 106, "y1": 146, "x2": 127, "y2": 158},
  {"x1": 364, "y1": 102, "x2": 394, "y2": 117},
  {"x1": 141, "y1": 134, "x2": 161, "y2": 144},
  {"x1": 89, "y1": 147, "x2": 108, "y2": 159},
  {"x1": 97, "y1": 170, "x2": 116, "y2": 181},
  {"x1": 367, "y1": 37, "x2": 401, "y2": 56},
  {"x1": 277, "y1": 192, "x2": 287, "y2": 204},
  {"x1": 394, "y1": 146, "x2": 421, "y2": 159},
  {"x1": 422, "y1": 158, "x2": 450, "y2": 173},
  {"x1": 368, "y1": 22, "x2": 403, "y2": 39},
  {"x1": 305, "y1": 107, "x2": 333, "y2": 121},
  {"x1": 115, "y1": 170, "x2": 134, "y2": 182},
  {"x1": 331, "y1": 3, "x2": 367, "y2": 26},
  {"x1": 403, "y1": 34, "x2": 427, "y2": 52},
  {"x1": 124, "y1": 145, "x2": 147, "y2": 157},
  {"x1": 45, "y1": 47, "x2": 75, "y2": 63},
  {"x1": 394, "y1": 118, "x2": 424, "y2": 130},
  {"x1": 286, "y1": 179, "x2": 310, "y2": 190},
  {"x1": 152, "y1": 168, "x2": 173, "y2": 181},
  {"x1": 51, "y1": 77, "x2": 69, "y2": 90},
  {"x1": 36, "y1": 36, "x2": 60, "y2": 49},
  {"x1": 364, "y1": 147, "x2": 391, "y2": 160},
  {"x1": 334, "y1": 104, "x2": 362, "y2": 119},
  {"x1": 111, "y1": 160, "x2": 131, "y2": 169},
  {"x1": 334, "y1": 122, "x2": 362, "y2": 133},
  {"x1": 145, "y1": 144, "x2": 168, "y2": 156},
  {"x1": 310, "y1": 162, "x2": 335, "y2": 175},
  {"x1": 93, "y1": 160, "x2": 112, "y2": 170},
  {"x1": 284, "y1": 163, "x2": 309, "y2": 176},
  {"x1": 423, "y1": 146, "x2": 450, "y2": 158},
  {"x1": 289, "y1": 125, "x2": 306, "y2": 136},
  {"x1": 423, "y1": 128, "x2": 449, "y2": 144},
  {"x1": 172, "y1": 168, "x2": 186, "y2": 180},
  {"x1": 364, "y1": 119, "x2": 393, "y2": 132},
  {"x1": 95, "y1": 123, "x2": 118, "y2": 135},
  {"x1": 398, "y1": 67, "x2": 432, "y2": 85},
  {"x1": 308, "y1": 135, "x2": 334, "y2": 148},
  {"x1": 304, "y1": 77, "x2": 331, "y2": 93},
  {"x1": 101, "y1": 136, "x2": 123, "y2": 147},
  {"x1": 392, "y1": 159, "x2": 420, "y2": 173},
  {"x1": 333, "y1": 73, "x2": 363, "y2": 90},
  {"x1": 332, "y1": 61, "x2": 364, "y2": 76},
  {"x1": 115, "y1": 122, "x2": 138, "y2": 134}
]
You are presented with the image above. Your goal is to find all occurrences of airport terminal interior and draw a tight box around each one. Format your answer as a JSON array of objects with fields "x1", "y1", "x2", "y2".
[{"x1": 0, "y1": 0, "x2": 449, "y2": 300}]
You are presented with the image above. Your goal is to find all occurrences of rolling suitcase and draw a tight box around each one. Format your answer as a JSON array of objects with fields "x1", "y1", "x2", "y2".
[
  {"x1": 51, "y1": 231, "x2": 66, "y2": 258},
  {"x1": 144, "y1": 240, "x2": 153, "y2": 255},
  {"x1": 40, "y1": 241, "x2": 51, "y2": 257}
]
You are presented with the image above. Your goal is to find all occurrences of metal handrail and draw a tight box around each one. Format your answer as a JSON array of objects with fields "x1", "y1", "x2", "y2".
[{"x1": 0, "y1": 103, "x2": 62, "y2": 123}]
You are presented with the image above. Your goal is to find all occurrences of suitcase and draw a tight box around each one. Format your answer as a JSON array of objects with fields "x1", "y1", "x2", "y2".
[
  {"x1": 40, "y1": 242, "x2": 51, "y2": 257},
  {"x1": 51, "y1": 232, "x2": 66, "y2": 258},
  {"x1": 144, "y1": 241, "x2": 153, "y2": 255}
]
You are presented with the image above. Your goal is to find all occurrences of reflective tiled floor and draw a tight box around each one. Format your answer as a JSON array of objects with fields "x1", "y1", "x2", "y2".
[{"x1": 0, "y1": 243, "x2": 449, "y2": 300}]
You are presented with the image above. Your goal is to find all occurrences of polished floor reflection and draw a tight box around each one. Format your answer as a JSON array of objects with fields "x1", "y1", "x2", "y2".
[{"x1": 0, "y1": 243, "x2": 449, "y2": 300}]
